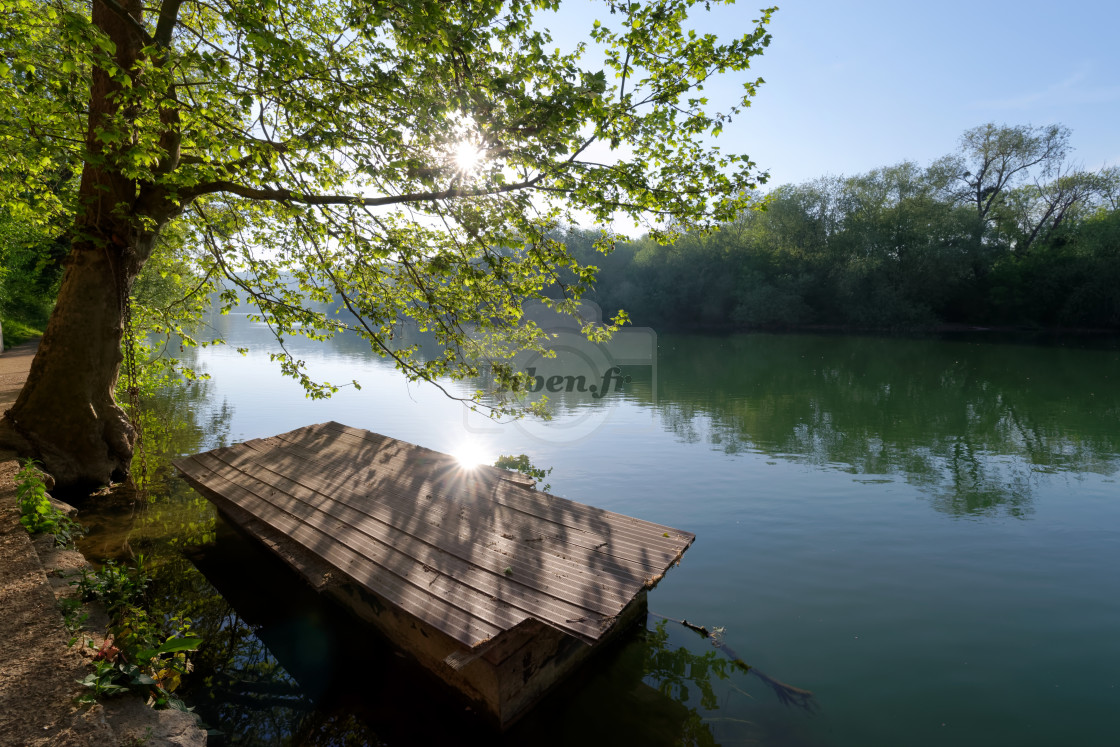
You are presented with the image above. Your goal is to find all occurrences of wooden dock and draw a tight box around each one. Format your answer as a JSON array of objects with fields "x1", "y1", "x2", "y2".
[{"x1": 173, "y1": 421, "x2": 693, "y2": 726}]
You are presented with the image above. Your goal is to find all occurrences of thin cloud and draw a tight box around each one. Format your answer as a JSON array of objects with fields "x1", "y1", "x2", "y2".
[{"x1": 976, "y1": 65, "x2": 1120, "y2": 110}]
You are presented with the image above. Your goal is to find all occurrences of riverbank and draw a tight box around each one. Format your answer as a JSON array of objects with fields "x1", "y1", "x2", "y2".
[
  {"x1": 627, "y1": 318, "x2": 1120, "y2": 339},
  {"x1": 0, "y1": 340, "x2": 205, "y2": 746}
]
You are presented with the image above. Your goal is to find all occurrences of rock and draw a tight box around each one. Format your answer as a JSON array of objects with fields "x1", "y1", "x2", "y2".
[
  {"x1": 47, "y1": 494, "x2": 74, "y2": 516},
  {"x1": 101, "y1": 698, "x2": 208, "y2": 747}
]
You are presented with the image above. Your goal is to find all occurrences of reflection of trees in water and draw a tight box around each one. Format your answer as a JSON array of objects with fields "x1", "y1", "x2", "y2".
[
  {"x1": 138, "y1": 343, "x2": 234, "y2": 463},
  {"x1": 651, "y1": 333, "x2": 1120, "y2": 517},
  {"x1": 161, "y1": 549, "x2": 313, "y2": 746},
  {"x1": 928, "y1": 440, "x2": 1035, "y2": 518},
  {"x1": 79, "y1": 349, "x2": 236, "y2": 557},
  {"x1": 179, "y1": 522, "x2": 320, "y2": 747},
  {"x1": 130, "y1": 373, "x2": 318, "y2": 743},
  {"x1": 267, "y1": 615, "x2": 787, "y2": 747},
  {"x1": 177, "y1": 527, "x2": 812, "y2": 747},
  {"x1": 77, "y1": 363, "x2": 316, "y2": 744}
]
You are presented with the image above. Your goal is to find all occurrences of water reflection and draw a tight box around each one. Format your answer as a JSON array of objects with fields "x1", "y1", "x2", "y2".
[
  {"x1": 77, "y1": 345, "x2": 232, "y2": 560},
  {"x1": 200, "y1": 297, "x2": 1120, "y2": 523},
  {"x1": 74, "y1": 351, "x2": 801, "y2": 746},
  {"x1": 204, "y1": 309, "x2": 1120, "y2": 520},
  {"x1": 188, "y1": 516, "x2": 791, "y2": 746},
  {"x1": 650, "y1": 333, "x2": 1120, "y2": 517},
  {"x1": 74, "y1": 322, "x2": 1120, "y2": 744}
]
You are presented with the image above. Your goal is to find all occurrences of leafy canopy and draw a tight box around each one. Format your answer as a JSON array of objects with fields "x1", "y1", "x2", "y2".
[{"x1": 1, "y1": 0, "x2": 773, "y2": 405}]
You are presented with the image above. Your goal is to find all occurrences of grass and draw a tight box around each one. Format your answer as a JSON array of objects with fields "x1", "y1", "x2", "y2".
[{"x1": 1, "y1": 318, "x2": 43, "y2": 349}]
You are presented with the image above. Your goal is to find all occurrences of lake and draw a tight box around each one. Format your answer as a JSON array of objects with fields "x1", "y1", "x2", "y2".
[{"x1": 80, "y1": 314, "x2": 1120, "y2": 746}]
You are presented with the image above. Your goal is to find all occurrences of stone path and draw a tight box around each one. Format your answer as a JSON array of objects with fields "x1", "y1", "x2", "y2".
[
  {"x1": 0, "y1": 340, "x2": 204, "y2": 746},
  {"x1": 0, "y1": 339, "x2": 36, "y2": 409}
]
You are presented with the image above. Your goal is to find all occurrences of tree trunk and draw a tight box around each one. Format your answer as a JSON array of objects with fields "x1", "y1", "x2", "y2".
[
  {"x1": 0, "y1": 0, "x2": 159, "y2": 494},
  {"x1": 0, "y1": 236, "x2": 140, "y2": 491}
]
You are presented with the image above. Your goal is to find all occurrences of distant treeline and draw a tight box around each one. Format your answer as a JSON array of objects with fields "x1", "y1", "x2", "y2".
[{"x1": 563, "y1": 123, "x2": 1120, "y2": 330}]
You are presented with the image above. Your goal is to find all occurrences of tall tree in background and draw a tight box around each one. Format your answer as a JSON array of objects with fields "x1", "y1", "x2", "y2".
[
  {"x1": 933, "y1": 123, "x2": 1071, "y2": 229},
  {"x1": 931, "y1": 122, "x2": 1118, "y2": 251},
  {"x1": 997, "y1": 164, "x2": 1120, "y2": 253},
  {"x1": 0, "y1": 0, "x2": 774, "y2": 491}
]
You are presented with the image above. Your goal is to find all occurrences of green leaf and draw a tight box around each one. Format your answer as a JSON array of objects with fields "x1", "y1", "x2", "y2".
[{"x1": 154, "y1": 637, "x2": 203, "y2": 655}]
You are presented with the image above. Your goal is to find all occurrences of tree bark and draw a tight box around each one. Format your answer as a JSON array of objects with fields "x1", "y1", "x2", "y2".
[
  {"x1": 0, "y1": 0, "x2": 161, "y2": 494},
  {"x1": 0, "y1": 237, "x2": 140, "y2": 491}
]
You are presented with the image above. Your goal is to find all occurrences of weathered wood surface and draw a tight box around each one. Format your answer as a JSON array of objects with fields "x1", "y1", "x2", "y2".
[{"x1": 173, "y1": 421, "x2": 693, "y2": 649}]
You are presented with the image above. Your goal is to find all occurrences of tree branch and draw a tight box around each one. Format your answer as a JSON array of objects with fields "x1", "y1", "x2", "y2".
[
  {"x1": 96, "y1": 0, "x2": 154, "y2": 46},
  {"x1": 153, "y1": 0, "x2": 185, "y2": 48},
  {"x1": 182, "y1": 172, "x2": 548, "y2": 206}
]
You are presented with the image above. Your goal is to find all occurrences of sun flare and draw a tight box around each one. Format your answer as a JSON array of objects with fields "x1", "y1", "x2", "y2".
[
  {"x1": 452, "y1": 139, "x2": 484, "y2": 175},
  {"x1": 451, "y1": 443, "x2": 489, "y2": 469}
]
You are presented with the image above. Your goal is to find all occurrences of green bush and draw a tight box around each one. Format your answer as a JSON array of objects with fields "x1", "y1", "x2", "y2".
[
  {"x1": 76, "y1": 558, "x2": 151, "y2": 617},
  {"x1": 16, "y1": 461, "x2": 82, "y2": 546}
]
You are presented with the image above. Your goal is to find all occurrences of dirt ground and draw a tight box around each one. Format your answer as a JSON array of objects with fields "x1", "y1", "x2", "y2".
[{"x1": 0, "y1": 341, "x2": 205, "y2": 747}]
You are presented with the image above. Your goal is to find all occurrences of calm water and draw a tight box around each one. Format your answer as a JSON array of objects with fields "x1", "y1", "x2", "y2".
[{"x1": 80, "y1": 318, "x2": 1120, "y2": 746}]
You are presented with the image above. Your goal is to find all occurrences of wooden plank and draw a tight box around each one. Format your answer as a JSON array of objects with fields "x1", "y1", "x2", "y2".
[
  {"x1": 175, "y1": 455, "x2": 502, "y2": 646},
  {"x1": 257, "y1": 431, "x2": 671, "y2": 575},
  {"x1": 229, "y1": 440, "x2": 638, "y2": 613},
  {"x1": 186, "y1": 451, "x2": 554, "y2": 637},
  {"x1": 177, "y1": 454, "x2": 506, "y2": 643},
  {"x1": 249, "y1": 433, "x2": 685, "y2": 603},
  {"x1": 237, "y1": 436, "x2": 651, "y2": 601},
  {"x1": 197, "y1": 448, "x2": 617, "y2": 641},
  {"x1": 276, "y1": 424, "x2": 693, "y2": 568},
  {"x1": 320, "y1": 421, "x2": 689, "y2": 537},
  {"x1": 317, "y1": 421, "x2": 693, "y2": 553},
  {"x1": 173, "y1": 422, "x2": 695, "y2": 648}
]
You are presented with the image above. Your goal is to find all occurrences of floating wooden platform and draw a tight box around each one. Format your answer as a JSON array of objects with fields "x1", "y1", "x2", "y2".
[{"x1": 173, "y1": 421, "x2": 693, "y2": 727}]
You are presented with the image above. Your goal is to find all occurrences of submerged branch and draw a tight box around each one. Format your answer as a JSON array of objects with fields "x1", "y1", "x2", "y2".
[{"x1": 650, "y1": 612, "x2": 818, "y2": 713}]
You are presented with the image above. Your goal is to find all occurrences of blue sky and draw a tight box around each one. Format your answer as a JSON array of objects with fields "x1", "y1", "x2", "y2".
[{"x1": 551, "y1": 0, "x2": 1120, "y2": 189}]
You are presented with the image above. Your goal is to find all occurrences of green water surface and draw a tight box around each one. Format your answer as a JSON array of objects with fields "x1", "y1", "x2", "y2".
[{"x1": 79, "y1": 326, "x2": 1120, "y2": 746}]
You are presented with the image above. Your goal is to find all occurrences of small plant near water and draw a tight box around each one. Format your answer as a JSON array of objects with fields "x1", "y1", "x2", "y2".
[
  {"x1": 73, "y1": 558, "x2": 201, "y2": 709},
  {"x1": 16, "y1": 460, "x2": 83, "y2": 546},
  {"x1": 76, "y1": 557, "x2": 151, "y2": 616},
  {"x1": 78, "y1": 660, "x2": 133, "y2": 700},
  {"x1": 493, "y1": 454, "x2": 553, "y2": 492},
  {"x1": 58, "y1": 596, "x2": 89, "y2": 646},
  {"x1": 120, "y1": 727, "x2": 154, "y2": 747}
]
